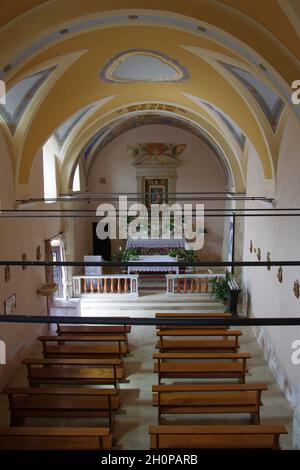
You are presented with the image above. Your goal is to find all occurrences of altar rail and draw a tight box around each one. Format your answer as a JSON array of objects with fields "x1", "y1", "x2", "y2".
[
  {"x1": 166, "y1": 273, "x2": 240, "y2": 316},
  {"x1": 166, "y1": 273, "x2": 224, "y2": 294},
  {"x1": 72, "y1": 275, "x2": 139, "y2": 297}
]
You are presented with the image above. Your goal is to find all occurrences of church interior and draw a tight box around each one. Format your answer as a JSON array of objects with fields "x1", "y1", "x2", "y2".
[{"x1": 0, "y1": 0, "x2": 300, "y2": 452}]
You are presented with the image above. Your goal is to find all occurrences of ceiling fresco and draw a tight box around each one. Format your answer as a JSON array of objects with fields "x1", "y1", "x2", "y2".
[
  {"x1": 78, "y1": 113, "x2": 234, "y2": 187},
  {"x1": 101, "y1": 49, "x2": 189, "y2": 84},
  {"x1": 54, "y1": 104, "x2": 95, "y2": 146},
  {"x1": 220, "y1": 62, "x2": 285, "y2": 132},
  {"x1": 0, "y1": 66, "x2": 56, "y2": 135}
]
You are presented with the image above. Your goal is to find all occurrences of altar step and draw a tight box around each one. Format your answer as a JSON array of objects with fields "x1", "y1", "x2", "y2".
[
  {"x1": 139, "y1": 274, "x2": 166, "y2": 291},
  {"x1": 80, "y1": 292, "x2": 224, "y2": 313}
]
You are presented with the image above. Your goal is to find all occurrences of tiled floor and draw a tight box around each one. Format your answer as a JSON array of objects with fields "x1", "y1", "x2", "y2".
[{"x1": 0, "y1": 303, "x2": 294, "y2": 450}]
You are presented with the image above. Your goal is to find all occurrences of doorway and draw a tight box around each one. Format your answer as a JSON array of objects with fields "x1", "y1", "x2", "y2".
[
  {"x1": 92, "y1": 222, "x2": 111, "y2": 261},
  {"x1": 51, "y1": 239, "x2": 65, "y2": 298}
]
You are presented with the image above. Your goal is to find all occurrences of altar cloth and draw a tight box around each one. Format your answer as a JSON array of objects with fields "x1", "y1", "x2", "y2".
[
  {"x1": 127, "y1": 255, "x2": 179, "y2": 274},
  {"x1": 126, "y1": 238, "x2": 185, "y2": 250}
]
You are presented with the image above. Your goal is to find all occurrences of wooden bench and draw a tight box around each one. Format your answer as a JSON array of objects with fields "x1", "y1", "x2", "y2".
[
  {"x1": 57, "y1": 323, "x2": 132, "y2": 352},
  {"x1": 23, "y1": 358, "x2": 123, "y2": 388},
  {"x1": 156, "y1": 329, "x2": 242, "y2": 353},
  {"x1": 0, "y1": 427, "x2": 112, "y2": 450},
  {"x1": 149, "y1": 424, "x2": 287, "y2": 449},
  {"x1": 38, "y1": 335, "x2": 127, "y2": 359},
  {"x1": 4, "y1": 387, "x2": 120, "y2": 429},
  {"x1": 156, "y1": 313, "x2": 230, "y2": 330},
  {"x1": 153, "y1": 352, "x2": 251, "y2": 384},
  {"x1": 152, "y1": 383, "x2": 267, "y2": 424}
]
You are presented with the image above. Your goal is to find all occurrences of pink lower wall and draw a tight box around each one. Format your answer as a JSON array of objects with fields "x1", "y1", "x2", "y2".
[{"x1": 0, "y1": 133, "x2": 62, "y2": 390}]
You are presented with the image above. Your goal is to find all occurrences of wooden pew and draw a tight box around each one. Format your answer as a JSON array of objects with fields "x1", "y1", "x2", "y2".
[
  {"x1": 156, "y1": 329, "x2": 242, "y2": 353},
  {"x1": 0, "y1": 427, "x2": 112, "y2": 450},
  {"x1": 153, "y1": 352, "x2": 251, "y2": 384},
  {"x1": 152, "y1": 383, "x2": 267, "y2": 424},
  {"x1": 4, "y1": 387, "x2": 120, "y2": 429},
  {"x1": 149, "y1": 424, "x2": 287, "y2": 449},
  {"x1": 23, "y1": 358, "x2": 123, "y2": 388},
  {"x1": 156, "y1": 313, "x2": 230, "y2": 330},
  {"x1": 38, "y1": 335, "x2": 126, "y2": 359},
  {"x1": 57, "y1": 323, "x2": 132, "y2": 352}
]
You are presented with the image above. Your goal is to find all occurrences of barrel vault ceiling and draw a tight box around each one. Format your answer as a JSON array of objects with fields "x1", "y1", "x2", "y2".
[{"x1": 0, "y1": 0, "x2": 299, "y2": 197}]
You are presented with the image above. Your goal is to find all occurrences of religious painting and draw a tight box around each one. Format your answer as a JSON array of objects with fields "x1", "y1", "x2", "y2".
[
  {"x1": 144, "y1": 178, "x2": 168, "y2": 209},
  {"x1": 266, "y1": 252, "x2": 271, "y2": 271},
  {"x1": 256, "y1": 247, "x2": 261, "y2": 261},
  {"x1": 36, "y1": 245, "x2": 41, "y2": 261},
  {"x1": 4, "y1": 265, "x2": 11, "y2": 282},
  {"x1": 293, "y1": 280, "x2": 300, "y2": 299},
  {"x1": 21, "y1": 253, "x2": 27, "y2": 270},
  {"x1": 277, "y1": 266, "x2": 283, "y2": 283},
  {"x1": 150, "y1": 185, "x2": 165, "y2": 204}
]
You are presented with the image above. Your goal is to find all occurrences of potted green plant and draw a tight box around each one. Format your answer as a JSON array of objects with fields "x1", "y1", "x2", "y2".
[
  {"x1": 209, "y1": 271, "x2": 233, "y2": 303},
  {"x1": 118, "y1": 248, "x2": 140, "y2": 273},
  {"x1": 119, "y1": 248, "x2": 140, "y2": 262},
  {"x1": 169, "y1": 248, "x2": 179, "y2": 258}
]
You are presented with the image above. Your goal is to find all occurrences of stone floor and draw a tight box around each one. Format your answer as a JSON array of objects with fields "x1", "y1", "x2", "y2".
[{"x1": 0, "y1": 297, "x2": 294, "y2": 450}]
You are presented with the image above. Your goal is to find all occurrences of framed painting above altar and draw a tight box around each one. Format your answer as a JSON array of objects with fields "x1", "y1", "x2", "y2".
[{"x1": 145, "y1": 178, "x2": 168, "y2": 208}]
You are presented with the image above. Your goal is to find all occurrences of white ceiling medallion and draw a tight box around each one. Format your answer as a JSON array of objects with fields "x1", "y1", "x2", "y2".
[{"x1": 100, "y1": 49, "x2": 189, "y2": 83}]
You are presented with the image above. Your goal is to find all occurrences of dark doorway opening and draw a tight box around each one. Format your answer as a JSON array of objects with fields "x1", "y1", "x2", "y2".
[{"x1": 92, "y1": 222, "x2": 111, "y2": 261}]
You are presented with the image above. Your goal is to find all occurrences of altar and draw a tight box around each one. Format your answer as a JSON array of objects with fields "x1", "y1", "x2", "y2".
[
  {"x1": 127, "y1": 255, "x2": 179, "y2": 274},
  {"x1": 126, "y1": 237, "x2": 185, "y2": 254}
]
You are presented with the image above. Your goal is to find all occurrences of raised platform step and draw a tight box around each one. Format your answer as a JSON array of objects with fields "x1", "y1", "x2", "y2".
[{"x1": 80, "y1": 298, "x2": 224, "y2": 313}]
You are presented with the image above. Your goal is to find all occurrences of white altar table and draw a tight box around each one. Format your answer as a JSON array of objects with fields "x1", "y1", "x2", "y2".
[
  {"x1": 127, "y1": 255, "x2": 179, "y2": 274},
  {"x1": 126, "y1": 238, "x2": 185, "y2": 250}
]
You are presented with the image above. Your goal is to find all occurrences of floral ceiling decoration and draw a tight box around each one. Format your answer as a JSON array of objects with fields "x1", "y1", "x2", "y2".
[
  {"x1": 127, "y1": 142, "x2": 186, "y2": 165},
  {"x1": 80, "y1": 114, "x2": 215, "y2": 163}
]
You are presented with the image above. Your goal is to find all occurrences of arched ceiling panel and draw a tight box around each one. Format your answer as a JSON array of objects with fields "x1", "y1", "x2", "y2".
[
  {"x1": 220, "y1": 61, "x2": 285, "y2": 132},
  {"x1": 1, "y1": 1, "x2": 299, "y2": 90},
  {"x1": 60, "y1": 103, "x2": 246, "y2": 194},
  {"x1": 0, "y1": 66, "x2": 56, "y2": 135}
]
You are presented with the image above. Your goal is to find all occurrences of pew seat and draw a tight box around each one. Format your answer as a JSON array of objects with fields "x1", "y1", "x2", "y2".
[
  {"x1": 156, "y1": 330, "x2": 242, "y2": 353},
  {"x1": 153, "y1": 352, "x2": 251, "y2": 383},
  {"x1": 152, "y1": 383, "x2": 267, "y2": 424},
  {"x1": 4, "y1": 387, "x2": 120, "y2": 428},
  {"x1": 23, "y1": 358, "x2": 123, "y2": 388},
  {"x1": 39, "y1": 335, "x2": 126, "y2": 358},
  {"x1": 57, "y1": 324, "x2": 131, "y2": 352},
  {"x1": 149, "y1": 424, "x2": 287, "y2": 449},
  {"x1": 155, "y1": 313, "x2": 230, "y2": 330},
  {"x1": 0, "y1": 427, "x2": 112, "y2": 450}
]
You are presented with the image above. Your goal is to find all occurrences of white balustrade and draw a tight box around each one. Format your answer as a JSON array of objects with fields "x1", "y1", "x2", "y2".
[
  {"x1": 72, "y1": 274, "x2": 139, "y2": 297},
  {"x1": 166, "y1": 273, "x2": 225, "y2": 294}
]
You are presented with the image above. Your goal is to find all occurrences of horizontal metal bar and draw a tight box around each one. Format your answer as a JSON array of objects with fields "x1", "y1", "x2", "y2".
[
  {"x1": 2, "y1": 214, "x2": 300, "y2": 218},
  {"x1": 0, "y1": 260, "x2": 298, "y2": 267},
  {"x1": 15, "y1": 196, "x2": 273, "y2": 202},
  {"x1": 0, "y1": 315, "x2": 300, "y2": 326},
  {"x1": 3, "y1": 208, "x2": 300, "y2": 212}
]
